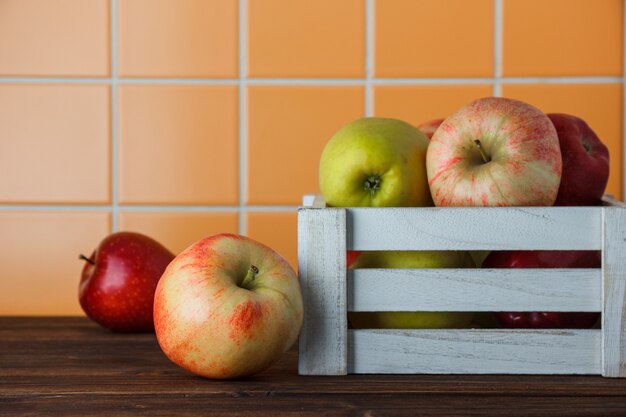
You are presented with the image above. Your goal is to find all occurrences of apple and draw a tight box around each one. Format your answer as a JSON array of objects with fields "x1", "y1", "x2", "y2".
[
  {"x1": 153, "y1": 233, "x2": 303, "y2": 379},
  {"x1": 426, "y1": 97, "x2": 562, "y2": 206},
  {"x1": 482, "y1": 250, "x2": 600, "y2": 328},
  {"x1": 417, "y1": 118, "x2": 444, "y2": 139},
  {"x1": 347, "y1": 250, "x2": 362, "y2": 268},
  {"x1": 348, "y1": 251, "x2": 475, "y2": 329},
  {"x1": 548, "y1": 113, "x2": 610, "y2": 206},
  {"x1": 319, "y1": 117, "x2": 432, "y2": 207},
  {"x1": 79, "y1": 232, "x2": 175, "y2": 333}
]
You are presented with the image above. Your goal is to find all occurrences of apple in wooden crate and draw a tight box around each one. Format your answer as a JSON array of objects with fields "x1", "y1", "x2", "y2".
[
  {"x1": 154, "y1": 234, "x2": 303, "y2": 379},
  {"x1": 79, "y1": 232, "x2": 175, "y2": 333},
  {"x1": 417, "y1": 118, "x2": 444, "y2": 139},
  {"x1": 348, "y1": 251, "x2": 475, "y2": 329},
  {"x1": 548, "y1": 113, "x2": 609, "y2": 206},
  {"x1": 319, "y1": 117, "x2": 432, "y2": 207},
  {"x1": 482, "y1": 250, "x2": 600, "y2": 328},
  {"x1": 426, "y1": 97, "x2": 562, "y2": 206}
]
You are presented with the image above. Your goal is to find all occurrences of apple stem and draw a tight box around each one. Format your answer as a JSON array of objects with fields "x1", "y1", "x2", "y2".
[
  {"x1": 241, "y1": 265, "x2": 259, "y2": 289},
  {"x1": 473, "y1": 139, "x2": 490, "y2": 164},
  {"x1": 363, "y1": 175, "x2": 381, "y2": 196},
  {"x1": 79, "y1": 254, "x2": 95, "y2": 265}
]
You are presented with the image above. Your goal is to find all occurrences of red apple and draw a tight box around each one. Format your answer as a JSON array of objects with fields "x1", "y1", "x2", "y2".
[
  {"x1": 347, "y1": 250, "x2": 362, "y2": 268},
  {"x1": 482, "y1": 250, "x2": 600, "y2": 328},
  {"x1": 79, "y1": 232, "x2": 175, "y2": 333},
  {"x1": 548, "y1": 113, "x2": 610, "y2": 206},
  {"x1": 417, "y1": 118, "x2": 444, "y2": 139},
  {"x1": 154, "y1": 233, "x2": 303, "y2": 379},
  {"x1": 426, "y1": 97, "x2": 562, "y2": 206}
]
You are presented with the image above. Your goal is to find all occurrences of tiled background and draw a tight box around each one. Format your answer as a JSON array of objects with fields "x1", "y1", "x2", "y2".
[{"x1": 1, "y1": 0, "x2": 623, "y2": 315}]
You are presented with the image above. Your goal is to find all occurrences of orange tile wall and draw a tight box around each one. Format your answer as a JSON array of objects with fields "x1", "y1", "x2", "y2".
[{"x1": 0, "y1": 0, "x2": 623, "y2": 315}]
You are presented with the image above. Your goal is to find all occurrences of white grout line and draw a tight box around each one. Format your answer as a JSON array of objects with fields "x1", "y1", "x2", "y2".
[
  {"x1": 238, "y1": 0, "x2": 247, "y2": 235},
  {"x1": 0, "y1": 76, "x2": 623, "y2": 85},
  {"x1": 110, "y1": 0, "x2": 119, "y2": 232},
  {"x1": 493, "y1": 0, "x2": 503, "y2": 96},
  {"x1": 364, "y1": 0, "x2": 374, "y2": 116},
  {"x1": 0, "y1": 205, "x2": 298, "y2": 212}
]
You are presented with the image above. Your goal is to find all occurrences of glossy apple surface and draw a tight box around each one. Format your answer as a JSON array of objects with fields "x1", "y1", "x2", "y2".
[
  {"x1": 482, "y1": 250, "x2": 600, "y2": 328},
  {"x1": 417, "y1": 118, "x2": 444, "y2": 139},
  {"x1": 427, "y1": 97, "x2": 562, "y2": 206},
  {"x1": 348, "y1": 251, "x2": 475, "y2": 329},
  {"x1": 548, "y1": 113, "x2": 610, "y2": 206},
  {"x1": 319, "y1": 117, "x2": 432, "y2": 207},
  {"x1": 79, "y1": 232, "x2": 175, "y2": 333},
  {"x1": 154, "y1": 234, "x2": 303, "y2": 379}
]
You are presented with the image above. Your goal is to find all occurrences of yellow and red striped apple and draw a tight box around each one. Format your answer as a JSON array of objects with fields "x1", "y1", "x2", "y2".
[
  {"x1": 426, "y1": 97, "x2": 562, "y2": 207},
  {"x1": 154, "y1": 234, "x2": 303, "y2": 379}
]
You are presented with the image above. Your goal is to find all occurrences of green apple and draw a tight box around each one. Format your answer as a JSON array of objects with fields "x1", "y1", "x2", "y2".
[
  {"x1": 349, "y1": 251, "x2": 475, "y2": 329},
  {"x1": 319, "y1": 117, "x2": 432, "y2": 207}
]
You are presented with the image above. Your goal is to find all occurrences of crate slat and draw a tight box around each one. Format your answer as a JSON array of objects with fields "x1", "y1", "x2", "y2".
[
  {"x1": 348, "y1": 268, "x2": 601, "y2": 312},
  {"x1": 298, "y1": 208, "x2": 348, "y2": 376},
  {"x1": 602, "y1": 207, "x2": 626, "y2": 377},
  {"x1": 348, "y1": 329, "x2": 601, "y2": 374},
  {"x1": 347, "y1": 207, "x2": 601, "y2": 250}
]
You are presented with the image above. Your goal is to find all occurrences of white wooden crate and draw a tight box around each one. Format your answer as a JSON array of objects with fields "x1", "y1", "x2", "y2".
[{"x1": 297, "y1": 194, "x2": 626, "y2": 377}]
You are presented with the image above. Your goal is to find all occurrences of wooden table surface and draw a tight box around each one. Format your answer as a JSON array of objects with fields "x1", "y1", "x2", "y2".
[{"x1": 3, "y1": 317, "x2": 626, "y2": 416}]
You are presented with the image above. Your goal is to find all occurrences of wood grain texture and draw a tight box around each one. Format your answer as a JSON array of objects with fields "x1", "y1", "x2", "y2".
[
  {"x1": 297, "y1": 208, "x2": 347, "y2": 375},
  {"x1": 4, "y1": 318, "x2": 626, "y2": 416},
  {"x1": 348, "y1": 329, "x2": 601, "y2": 375},
  {"x1": 347, "y1": 206, "x2": 602, "y2": 250},
  {"x1": 602, "y1": 207, "x2": 626, "y2": 377},
  {"x1": 348, "y1": 268, "x2": 601, "y2": 312}
]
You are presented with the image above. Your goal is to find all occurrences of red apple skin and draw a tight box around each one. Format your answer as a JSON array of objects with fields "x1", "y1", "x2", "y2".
[
  {"x1": 79, "y1": 232, "x2": 175, "y2": 333},
  {"x1": 427, "y1": 97, "x2": 562, "y2": 207},
  {"x1": 548, "y1": 113, "x2": 610, "y2": 206},
  {"x1": 347, "y1": 250, "x2": 362, "y2": 268},
  {"x1": 417, "y1": 118, "x2": 444, "y2": 139},
  {"x1": 154, "y1": 233, "x2": 303, "y2": 379},
  {"x1": 482, "y1": 250, "x2": 600, "y2": 329}
]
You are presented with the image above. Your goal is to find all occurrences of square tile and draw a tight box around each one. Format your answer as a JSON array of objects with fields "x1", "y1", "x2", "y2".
[
  {"x1": 375, "y1": 0, "x2": 494, "y2": 77},
  {"x1": 0, "y1": 85, "x2": 110, "y2": 204},
  {"x1": 502, "y1": 83, "x2": 622, "y2": 199},
  {"x1": 246, "y1": 211, "x2": 297, "y2": 270},
  {"x1": 247, "y1": 0, "x2": 365, "y2": 77},
  {"x1": 374, "y1": 84, "x2": 494, "y2": 127},
  {"x1": 0, "y1": 212, "x2": 111, "y2": 315},
  {"x1": 247, "y1": 86, "x2": 364, "y2": 205},
  {"x1": 0, "y1": 0, "x2": 109, "y2": 76},
  {"x1": 118, "y1": 0, "x2": 238, "y2": 77},
  {"x1": 119, "y1": 211, "x2": 239, "y2": 254},
  {"x1": 118, "y1": 85, "x2": 238, "y2": 205},
  {"x1": 503, "y1": 0, "x2": 623, "y2": 76}
]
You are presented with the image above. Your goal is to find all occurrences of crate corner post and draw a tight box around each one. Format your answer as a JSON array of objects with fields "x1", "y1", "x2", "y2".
[
  {"x1": 602, "y1": 206, "x2": 626, "y2": 377},
  {"x1": 297, "y1": 207, "x2": 348, "y2": 376}
]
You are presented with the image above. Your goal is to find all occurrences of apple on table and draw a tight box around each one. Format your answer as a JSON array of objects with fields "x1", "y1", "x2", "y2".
[
  {"x1": 79, "y1": 232, "x2": 175, "y2": 333},
  {"x1": 154, "y1": 233, "x2": 303, "y2": 379}
]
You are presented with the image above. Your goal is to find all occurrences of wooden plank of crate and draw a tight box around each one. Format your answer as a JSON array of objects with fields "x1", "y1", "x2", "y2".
[
  {"x1": 602, "y1": 207, "x2": 626, "y2": 377},
  {"x1": 347, "y1": 206, "x2": 601, "y2": 250},
  {"x1": 348, "y1": 329, "x2": 601, "y2": 375},
  {"x1": 348, "y1": 268, "x2": 601, "y2": 312},
  {"x1": 298, "y1": 208, "x2": 347, "y2": 375}
]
